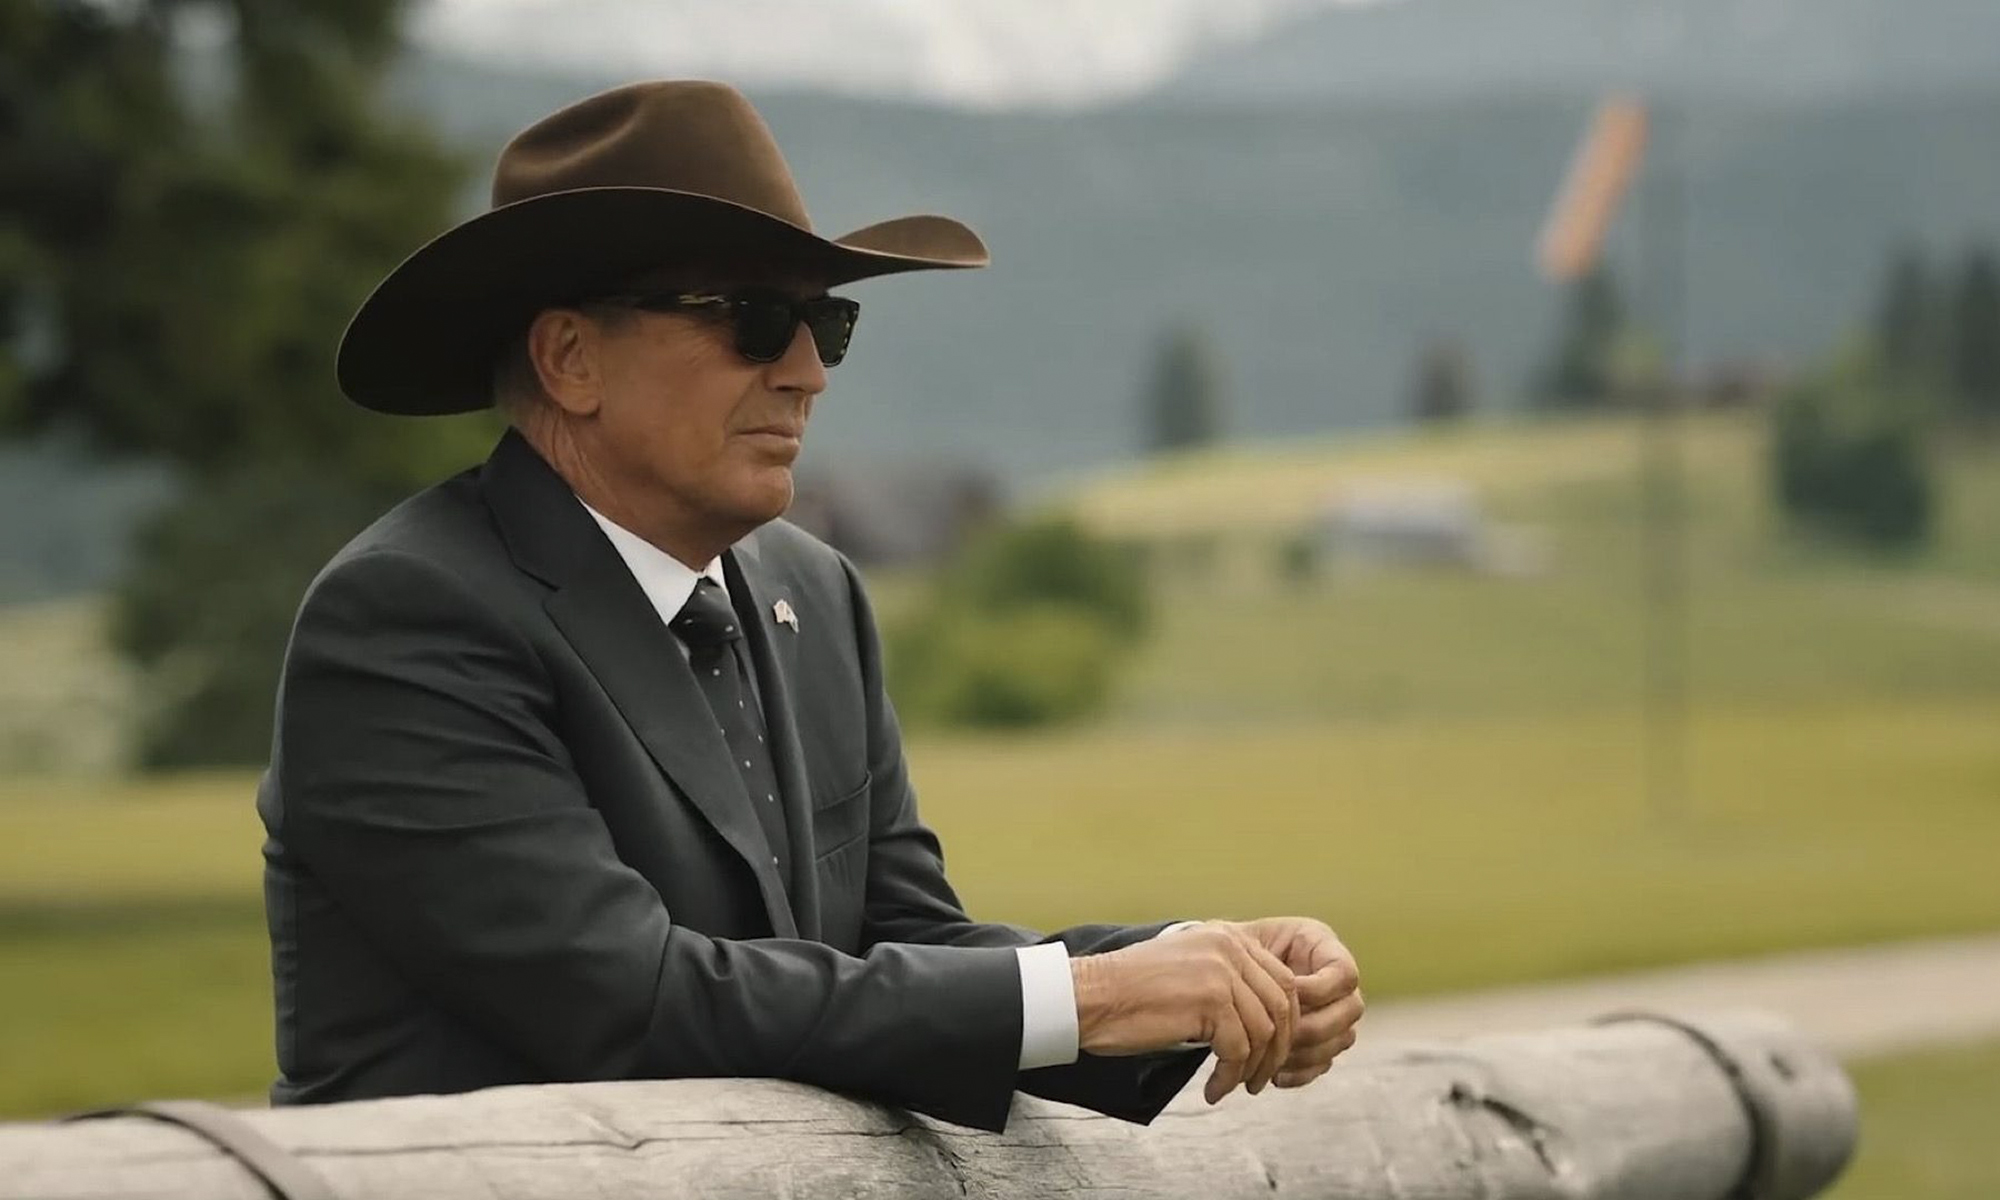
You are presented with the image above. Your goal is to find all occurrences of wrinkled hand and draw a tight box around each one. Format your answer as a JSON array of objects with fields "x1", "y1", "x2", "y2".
[
  {"x1": 1229, "y1": 917, "x2": 1362, "y2": 1088},
  {"x1": 1072, "y1": 921, "x2": 1300, "y2": 1104}
]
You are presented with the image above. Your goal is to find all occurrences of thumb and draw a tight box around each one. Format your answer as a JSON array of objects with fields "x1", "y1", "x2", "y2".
[{"x1": 1296, "y1": 960, "x2": 1356, "y2": 1008}]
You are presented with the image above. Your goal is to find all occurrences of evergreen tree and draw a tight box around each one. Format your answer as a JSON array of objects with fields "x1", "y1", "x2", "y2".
[
  {"x1": 1, "y1": 1, "x2": 484, "y2": 765},
  {"x1": 1949, "y1": 247, "x2": 2000, "y2": 425},
  {"x1": 1142, "y1": 324, "x2": 1224, "y2": 454},
  {"x1": 1875, "y1": 243, "x2": 1944, "y2": 386},
  {"x1": 1409, "y1": 337, "x2": 1475, "y2": 424},
  {"x1": 1534, "y1": 265, "x2": 1625, "y2": 410},
  {"x1": 1770, "y1": 353, "x2": 1935, "y2": 552}
]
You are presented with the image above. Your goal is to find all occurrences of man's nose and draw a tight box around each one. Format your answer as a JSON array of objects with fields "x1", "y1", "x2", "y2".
[{"x1": 768, "y1": 320, "x2": 829, "y2": 396}]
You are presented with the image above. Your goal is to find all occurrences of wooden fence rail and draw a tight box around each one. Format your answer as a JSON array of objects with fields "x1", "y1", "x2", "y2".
[{"x1": 0, "y1": 1009, "x2": 1856, "y2": 1200}]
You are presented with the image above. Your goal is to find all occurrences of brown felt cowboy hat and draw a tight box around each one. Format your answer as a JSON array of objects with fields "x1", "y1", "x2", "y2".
[{"x1": 336, "y1": 79, "x2": 989, "y2": 416}]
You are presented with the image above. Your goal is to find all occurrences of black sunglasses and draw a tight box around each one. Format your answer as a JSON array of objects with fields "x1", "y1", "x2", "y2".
[{"x1": 598, "y1": 290, "x2": 861, "y2": 367}]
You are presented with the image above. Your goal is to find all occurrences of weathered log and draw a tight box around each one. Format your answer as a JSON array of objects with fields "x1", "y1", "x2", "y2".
[{"x1": 0, "y1": 1009, "x2": 1855, "y2": 1200}]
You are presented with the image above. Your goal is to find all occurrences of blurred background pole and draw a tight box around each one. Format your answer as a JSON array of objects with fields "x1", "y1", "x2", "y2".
[
  {"x1": 1638, "y1": 96, "x2": 1690, "y2": 828},
  {"x1": 1535, "y1": 95, "x2": 1688, "y2": 825}
]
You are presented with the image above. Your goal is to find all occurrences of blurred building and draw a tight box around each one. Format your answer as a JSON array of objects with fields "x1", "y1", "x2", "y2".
[
  {"x1": 1316, "y1": 480, "x2": 1546, "y2": 577},
  {"x1": 787, "y1": 464, "x2": 1003, "y2": 568}
]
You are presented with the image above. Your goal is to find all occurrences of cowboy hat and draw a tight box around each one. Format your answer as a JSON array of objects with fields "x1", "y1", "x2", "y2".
[{"x1": 336, "y1": 79, "x2": 989, "y2": 416}]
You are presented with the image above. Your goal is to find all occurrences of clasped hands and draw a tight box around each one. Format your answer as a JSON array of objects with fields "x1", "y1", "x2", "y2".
[{"x1": 1070, "y1": 917, "x2": 1363, "y2": 1104}]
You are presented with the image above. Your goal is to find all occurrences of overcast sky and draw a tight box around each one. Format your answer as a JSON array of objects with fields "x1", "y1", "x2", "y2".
[{"x1": 410, "y1": 0, "x2": 1380, "y2": 109}]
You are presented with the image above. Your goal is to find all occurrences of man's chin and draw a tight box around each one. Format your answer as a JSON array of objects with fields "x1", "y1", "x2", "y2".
[{"x1": 727, "y1": 468, "x2": 795, "y2": 527}]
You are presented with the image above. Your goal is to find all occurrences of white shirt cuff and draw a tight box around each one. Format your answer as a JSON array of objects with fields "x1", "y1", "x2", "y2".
[{"x1": 1015, "y1": 942, "x2": 1080, "y2": 1070}]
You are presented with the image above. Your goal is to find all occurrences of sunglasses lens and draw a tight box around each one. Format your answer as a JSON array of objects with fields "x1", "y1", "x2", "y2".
[
  {"x1": 731, "y1": 299, "x2": 799, "y2": 363},
  {"x1": 803, "y1": 299, "x2": 858, "y2": 367}
]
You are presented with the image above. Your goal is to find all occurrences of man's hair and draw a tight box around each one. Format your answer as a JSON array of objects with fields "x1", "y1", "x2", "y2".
[
  {"x1": 489, "y1": 302, "x2": 643, "y2": 421},
  {"x1": 491, "y1": 329, "x2": 540, "y2": 421}
]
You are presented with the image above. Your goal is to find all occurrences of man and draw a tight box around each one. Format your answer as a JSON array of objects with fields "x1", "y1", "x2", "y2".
[{"x1": 260, "y1": 80, "x2": 1362, "y2": 1133}]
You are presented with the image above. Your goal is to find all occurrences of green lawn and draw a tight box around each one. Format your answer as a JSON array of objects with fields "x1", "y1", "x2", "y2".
[
  {"x1": 1827, "y1": 1039, "x2": 2000, "y2": 1200},
  {"x1": 3, "y1": 695, "x2": 1997, "y2": 1118},
  {"x1": 1079, "y1": 415, "x2": 2000, "y2": 727}
]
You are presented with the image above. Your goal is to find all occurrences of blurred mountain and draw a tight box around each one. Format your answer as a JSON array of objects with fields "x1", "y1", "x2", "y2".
[
  {"x1": 391, "y1": 50, "x2": 2000, "y2": 489},
  {"x1": 1166, "y1": 0, "x2": 2000, "y2": 104},
  {"x1": 412, "y1": 0, "x2": 1328, "y2": 110}
]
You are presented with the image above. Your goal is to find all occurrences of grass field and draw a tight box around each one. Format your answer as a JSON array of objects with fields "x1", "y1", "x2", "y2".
[
  {"x1": 1826, "y1": 1039, "x2": 2000, "y2": 1200},
  {"x1": 1, "y1": 410, "x2": 1996, "y2": 1196},
  {"x1": 3, "y1": 696, "x2": 1996, "y2": 1117}
]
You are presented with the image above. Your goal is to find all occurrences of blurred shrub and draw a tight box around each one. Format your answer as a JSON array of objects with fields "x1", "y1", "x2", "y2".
[
  {"x1": 938, "y1": 516, "x2": 1150, "y2": 646},
  {"x1": 888, "y1": 516, "x2": 1151, "y2": 729},
  {"x1": 1277, "y1": 531, "x2": 1321, "y2": 584},
  {"x1": 1770, "y1": 354, "x2": 1936, "y2": 551},
  {"x1": 890, "y1": 604, "x2": 1121, "y2": 729}
]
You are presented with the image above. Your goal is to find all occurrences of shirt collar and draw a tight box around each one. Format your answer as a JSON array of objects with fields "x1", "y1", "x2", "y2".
[{"x1": 578, "y1": 499, "x2": 728, "y2": 628}]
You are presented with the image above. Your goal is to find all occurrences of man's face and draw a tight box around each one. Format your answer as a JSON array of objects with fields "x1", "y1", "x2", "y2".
[{"x1": 580, "y1": 273, "x2": 832, "y2": 537}]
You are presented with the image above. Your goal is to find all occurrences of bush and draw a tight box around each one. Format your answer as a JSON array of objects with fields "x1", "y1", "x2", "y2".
[
  {"x1": 941, "y1": 516, "x2": 1150, "y2": 645},
  {"x1": 887, "y1": 515, "x2": 1153, "y2": 730},
  {"x1": 889, "y1": 605, "x2": 1121, "y2": 730},
  {"x1": 1770, "y1": 358, "x2": 1936, "y2": 552}
]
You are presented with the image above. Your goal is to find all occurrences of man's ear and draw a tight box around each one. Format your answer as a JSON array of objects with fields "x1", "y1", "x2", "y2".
[{"x1": 526, "y1": 308, "x2": 605, "y2": 417}]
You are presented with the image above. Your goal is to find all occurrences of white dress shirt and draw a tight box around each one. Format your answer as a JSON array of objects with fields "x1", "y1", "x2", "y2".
[{"x1": 578, "y1": 502, "x2": 1086, "y2": 1069}]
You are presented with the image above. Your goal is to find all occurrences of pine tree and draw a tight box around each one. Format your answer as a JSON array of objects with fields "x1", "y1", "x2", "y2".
[
  {"x1": 1143, "y1": 324, "x2": 1224, "y2": 455},
  {"x1": 1534, "y1": 266, "x2": 1625, "y2": 410},
  {"x1": 1875, "y1": 243, "x2": 1945, "y2": 387},
  {"x1": 1949, "y1": 247, "x2": 2000, "y2": 425},
  {"x1": 1, "y1": 1, "x2": 481, "y2": 765},
  {"x1": 1409, "y1": 337, "x2": 1475, "y2": 424}
]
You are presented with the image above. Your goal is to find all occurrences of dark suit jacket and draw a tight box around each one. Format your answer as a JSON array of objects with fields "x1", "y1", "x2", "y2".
[{"x1": 258, "y1": 431, "x2": 1204, "y2": 1132}]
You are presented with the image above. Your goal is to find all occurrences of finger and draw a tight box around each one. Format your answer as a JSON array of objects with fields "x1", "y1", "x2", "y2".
[
  {"x1": 1288, "y1": 1012, "x2": 1352, "y2": 1056},
  {"x1": 1296, "y1": 954, "x2": 1361, "y2": 1008},
  {"x1": 1279, "y1": 1029, "x2": 1356, "y2": 1088},
  {"x1": 1309, "y1": 989, "x2": 1365, "y2": 1042},
  {"x1": 1226, "y1": 932, "x2": 1297, "y2": 1094},
  {"x1": 1291, "y1": 987, "x2": 1360, "y2": 1044},
  {"x1": 1225, "y1": 970, "x2": 1279, "y2": 1099},
  {"x1": 1307, "y1": 929, "x2": 1348, "y2": 972},
  {"x1": 1282, "y1": 991, "x2": 1365, "y2": 1069},
  {"x1": 1233, "y1": 932, "x2": 1298, "y2": 1093},
  {"x1": 1204, "y1": 984, "x2": 1253, "y2": 1105},
  {"x1": 1275, "y1": 1059, "x2": 1336, "y2": 1089}
]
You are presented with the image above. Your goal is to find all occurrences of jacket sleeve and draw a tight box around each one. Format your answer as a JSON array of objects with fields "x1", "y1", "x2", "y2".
[
  {"x1": 837, "y1": 555, "x2": 1210, "y2": 1123},
  {"x1": 270, "y1": 550, "x2": 1026, "y2": 1132}
]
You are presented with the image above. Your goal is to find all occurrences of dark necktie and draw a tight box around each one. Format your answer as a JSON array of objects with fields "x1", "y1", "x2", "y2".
[{"x1": 670, "y1": 577, "x2": 791, "y2": 890}]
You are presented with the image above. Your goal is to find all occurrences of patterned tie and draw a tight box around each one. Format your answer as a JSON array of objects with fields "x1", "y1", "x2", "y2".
[{"x1": 670, "y1": 577, "x2": 791, "y2": 890}]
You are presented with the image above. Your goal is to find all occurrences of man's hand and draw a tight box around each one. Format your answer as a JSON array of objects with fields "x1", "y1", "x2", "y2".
[
  {"x1": 1230, "y1": 917, "x2": 1363, "y2": 1088},
  {"x1": 1071, "y1": 921, "x2": 1300, "y2": 1103}
]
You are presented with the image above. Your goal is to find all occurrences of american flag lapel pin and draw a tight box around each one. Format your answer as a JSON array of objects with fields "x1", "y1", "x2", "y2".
[{"x1": 773, "y1": 598, "x2": 799, "y2": 631}]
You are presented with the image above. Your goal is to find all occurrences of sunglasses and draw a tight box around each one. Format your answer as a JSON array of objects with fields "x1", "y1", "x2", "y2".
[{"x1": 598, "y1": 290, "x2": 861, "y2": 367}]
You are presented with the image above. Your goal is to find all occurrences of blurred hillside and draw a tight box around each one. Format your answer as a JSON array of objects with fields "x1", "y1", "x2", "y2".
[
  {"x1": 398, "y1": 58, "x2": 2000, "y2": 484},
  {"x1": 10, "y1": 0, "x2": 2000, "y2": 602},
  {"x1": 1167, "y1": 0, "x2": 2000, "y2": 103}
]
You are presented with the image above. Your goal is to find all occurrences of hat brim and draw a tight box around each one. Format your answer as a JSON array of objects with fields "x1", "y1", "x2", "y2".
[{"x1": 336, "y1": 187, "x2": 988, "y2": 416}]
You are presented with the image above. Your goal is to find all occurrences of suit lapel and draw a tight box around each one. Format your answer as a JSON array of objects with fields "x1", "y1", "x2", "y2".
[
  {"x1": 725, "y1": 536, "x2": 822, "y2": 941},
  {"x1": 479, "y1": 432, "x2": 797, "y2": 938}
]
